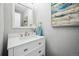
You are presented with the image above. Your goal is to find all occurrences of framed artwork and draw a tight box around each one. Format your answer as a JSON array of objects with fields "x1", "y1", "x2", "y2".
[{"x1": 51, "y1": 3, "x2": 79, "y2": 27}]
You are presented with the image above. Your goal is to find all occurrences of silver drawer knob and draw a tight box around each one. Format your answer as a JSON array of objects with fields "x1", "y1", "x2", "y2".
[
  {"x1": 42, "y1": 54, "x2": 44, "y2": 56},
  {"x1": 24, "y1": 49, "x2": 28, "y2": 52},
  {"x1": 38, "y1": 50, "x2": 41, "y2": 53},
  {"x1": 38, "y1": 42, "x2": 42, "y2": 45}
]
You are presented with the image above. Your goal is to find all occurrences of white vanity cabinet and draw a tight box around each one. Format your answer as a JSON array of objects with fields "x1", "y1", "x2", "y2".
[{"x1": 7, "y1": 35, "x2": 45, "y2": 56}]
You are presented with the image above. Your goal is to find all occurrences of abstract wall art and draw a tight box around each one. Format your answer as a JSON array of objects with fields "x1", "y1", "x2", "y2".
[{"x1": 51, "y1": 3, "x2": 79, "y2": 27}]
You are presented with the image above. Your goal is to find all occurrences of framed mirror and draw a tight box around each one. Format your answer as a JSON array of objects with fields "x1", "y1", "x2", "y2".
[{"x1": 12, "y1": 3, "x2": 36, "y2": 28}]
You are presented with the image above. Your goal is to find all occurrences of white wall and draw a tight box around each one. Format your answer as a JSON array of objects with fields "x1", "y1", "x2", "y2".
[
  {"x1": 35, "y1": 3, "x2": 79, "y2": 56},
  {"x1": 0, "y1": 4, "x2": 4, "y2": 56}
]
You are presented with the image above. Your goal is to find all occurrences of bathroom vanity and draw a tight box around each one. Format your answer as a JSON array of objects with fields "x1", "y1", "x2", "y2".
[
  {"x1": 7, "y1": 3, "x2": 45, "y2": 56},
  {"x1": 7, "y1": 34, "x2": 45, "y2": 56}
]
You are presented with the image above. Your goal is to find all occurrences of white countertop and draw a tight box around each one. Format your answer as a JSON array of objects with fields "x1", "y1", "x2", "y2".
[{"x1": 7, "y1": 35, "x2": 44, "y2": 49}]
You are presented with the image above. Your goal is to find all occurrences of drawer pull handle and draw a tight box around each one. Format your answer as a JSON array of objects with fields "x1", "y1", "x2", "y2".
[
  {"x1": 38, "y1": 42, "x2": 42, "y2": 45},
  {"x1": 38, "y1": 50, "x2": 41, "y2": 53},
  {"x1": 42, "y1": 54, "x2": 44, "y2": 56},
  {"x1": 24, "y1": 49, "x2": 28, "y2": 52}
]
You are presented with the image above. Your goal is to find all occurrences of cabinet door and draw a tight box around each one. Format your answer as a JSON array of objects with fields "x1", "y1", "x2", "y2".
[
  {"x1": 8, "y1": 48, "x2": 14, "y2": 56},
  {"x1": 14, "y1": 39, "x2": 45, "y2": 56}
]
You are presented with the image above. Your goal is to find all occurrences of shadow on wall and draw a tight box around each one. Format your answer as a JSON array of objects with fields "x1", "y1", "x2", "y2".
[
  {"x1": 2, "y1": 33, "x2": 8, "y2": 56},
  {"x1": 45, "y1": 37, "x2": 57, "y2": 56}
]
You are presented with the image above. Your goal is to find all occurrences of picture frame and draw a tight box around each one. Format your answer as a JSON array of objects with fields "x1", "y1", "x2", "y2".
[{"x1": 51, "y1": 3, "x2": 79, "y2": 27}]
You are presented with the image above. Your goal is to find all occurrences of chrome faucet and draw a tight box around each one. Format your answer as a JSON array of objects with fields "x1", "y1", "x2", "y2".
[{"x1": 25, "y1": 32, "x2": 28, "y2": 36}]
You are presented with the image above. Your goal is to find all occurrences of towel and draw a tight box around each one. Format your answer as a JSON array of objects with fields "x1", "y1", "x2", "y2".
[{"x1": 36, "y1": 23, "x2": 44, "y2": 36}]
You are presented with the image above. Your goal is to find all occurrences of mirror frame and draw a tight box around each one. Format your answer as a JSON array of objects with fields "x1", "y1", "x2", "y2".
[{"x1": 12, "y1": 3, "x2": 36, "y2": 29}]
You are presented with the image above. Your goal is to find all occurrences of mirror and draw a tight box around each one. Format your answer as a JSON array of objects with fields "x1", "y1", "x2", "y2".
[{"x1": 12, "y1": 3, "x2": 36, "y2": 28}]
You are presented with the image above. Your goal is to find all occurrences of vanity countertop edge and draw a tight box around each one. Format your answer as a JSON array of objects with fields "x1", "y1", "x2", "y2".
[{"x1": 7, "y1": 36, "x2": 44, "y2": 49}]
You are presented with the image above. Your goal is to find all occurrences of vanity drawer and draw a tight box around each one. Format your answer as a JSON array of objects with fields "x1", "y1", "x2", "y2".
[
  {"x1": 26, "y1": 46, "x2": 45, "y2": 56},
  {"x1": 14, "y1": 39, "x2": 45, "y2": 56}
]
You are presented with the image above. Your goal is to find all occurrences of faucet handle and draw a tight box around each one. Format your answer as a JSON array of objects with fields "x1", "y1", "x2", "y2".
[{"x1": 20, "y1": 34, "x2": 23, "y2": 37}]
